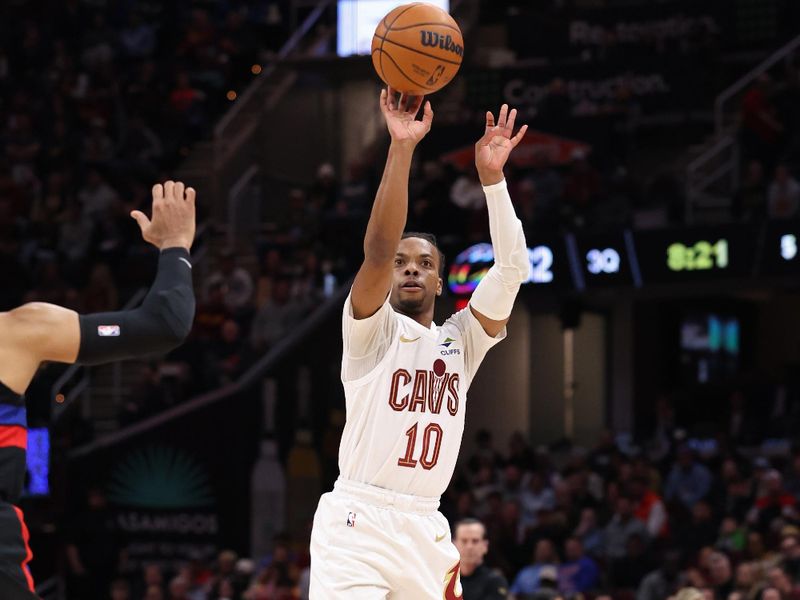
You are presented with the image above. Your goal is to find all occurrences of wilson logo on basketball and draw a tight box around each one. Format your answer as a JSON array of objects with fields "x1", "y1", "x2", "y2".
[{"x1": 419, "y1": 31, "x2": 463, "y2": 57}]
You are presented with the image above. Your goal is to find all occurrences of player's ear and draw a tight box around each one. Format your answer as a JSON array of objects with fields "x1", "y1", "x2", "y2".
[{"x1": 436, "y1": 277, "x2": 443, "y2": 296}]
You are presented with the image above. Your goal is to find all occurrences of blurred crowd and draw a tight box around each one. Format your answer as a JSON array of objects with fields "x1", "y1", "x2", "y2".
[
  {"x1": 119, "y1": 162, "x2": 365, "y2": 425},
  {"x1": 66, "y1": 501, "x2": 313, "y2": 600},
  {"x1": 0, "y1": 0, "x2": 290, "y2": 312},
  {"x1": 436, "y1": 415, "x2": 800, "y2": 600},
  {"x1": 62, "y1": 405, "x2": 800, "y2": 600}
]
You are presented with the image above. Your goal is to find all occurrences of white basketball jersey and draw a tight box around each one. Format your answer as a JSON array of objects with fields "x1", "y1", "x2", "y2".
[{"x1": 338, "y1": 292, "x2": 504, "y2": 498}]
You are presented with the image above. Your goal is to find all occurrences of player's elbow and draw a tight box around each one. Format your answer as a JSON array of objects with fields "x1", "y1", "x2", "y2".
[
  {"x1": 143, "y1": 285, "x2": 196, "y2": 344},
  {"x1": 493, "y1": 254, "x2": 530, "y2": 287},
  {"x1": 495, "y1": 224, "x2": 531, "y2": 284}
]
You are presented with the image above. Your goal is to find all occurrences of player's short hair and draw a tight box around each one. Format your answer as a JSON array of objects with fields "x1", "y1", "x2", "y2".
[
  {"x1": 454, "y1": 517, "x2": 487, "y2": 539},
  {"x1": 401, "y1": 231, "x2": 445, "y2": 276}
]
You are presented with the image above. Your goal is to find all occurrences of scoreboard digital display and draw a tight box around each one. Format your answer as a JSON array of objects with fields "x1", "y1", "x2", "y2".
[
  {"x1": 526, "y1": 234, "x2": 572, "y2": 290},
  {"x1": 760, "y1": 220, "x2": 800, "y2": 277},
  {"x1": 448, "y1": 237, "x2": 572, "y2": 295},
  {"x1": 448, "y1": 222, "x2": 796, "y2": 296},
  {"x1": 632, "y1": 226, "x2": 755, "y2": 284},
  {"x1": 571, "y1": 231, "x2": 640, "y2": 289}
]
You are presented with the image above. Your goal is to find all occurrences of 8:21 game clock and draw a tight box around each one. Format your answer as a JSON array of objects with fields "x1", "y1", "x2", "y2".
[
  {"x1": 634, "y1": 226, "x2": 754, "y2": 284},
  {"x1": 667, "y1": 239, "x2": 728, "y2": 272}
]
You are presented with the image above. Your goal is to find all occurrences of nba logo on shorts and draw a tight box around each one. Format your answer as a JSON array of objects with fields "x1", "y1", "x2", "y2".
[{"x1": 346, "y1": 512, "x2": 356, "y2": 527}]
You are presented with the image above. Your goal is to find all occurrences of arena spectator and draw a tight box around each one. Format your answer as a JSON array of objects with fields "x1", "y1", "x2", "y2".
[
  {"x1": 208, "y1": 249, "x2": 255, "y2": 316},
  {"x1": 454, "y1": 518, "x2": 509, "y2": 600},
  {"x1": 250, "y1": 275, "x2": 314, "y2": 352},
  {"x1": 509, "y1": 539, "x2": 559, "y2": 598},
  {"x1": 631, "y1": 475, "x2": 669, "y2": 538},
  {"x1": 665, "y1": 446, "x2": 713, "y2": 510},
  {"x1": 732, "y1": 561, "x2": 763, "y2": 600},
  {"x1": 767, "y1": 163, "x2": 800, "y2": 219},
  {"x1": 676, "y1": 500, "x2": 719, "y2": 555},
  {"x1": 604, "y1": 495, "x2": 650, "y2": 560},
  {"x1": 709, "y1": 551, "x2": 735, "y2": 599},
  {"x1": 110, "y1": 578, "x2": 132, "y2": 600},
  {"x1": 205, "y1": 319, "x2": 250, "y2": 385},
  {"x1": 637, "y1": 550, "x2": 686, "y2": 600},
  {"x1": 573, "y1": 507, "x2": 604, "y2": 558},
  {"x1": 610, "y1": 533, "x2": 656, "y2": 590},
  {"x1": 520, "y1": 470, "x2": 555, "y2": 530},
  {"x1": 557, "y1": 537, "x2": 598, "y2": 595},
  {"x1": 168, "y1": 576, "x2": 191, "y2": 600},
  {"x1": 740, "y1": 74, "x2": 784, "y2": 171}
]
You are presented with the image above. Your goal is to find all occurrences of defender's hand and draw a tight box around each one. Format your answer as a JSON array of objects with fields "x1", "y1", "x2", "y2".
[
  {"x1": 131, "y1": 181, "x2": 196, "y2": 251},
  {"x1": 380, "y1": 87, "x2": 433, "y2": 147},
  {"x1": 475, "y1": 104, "x2": 528, "y2": 186}
]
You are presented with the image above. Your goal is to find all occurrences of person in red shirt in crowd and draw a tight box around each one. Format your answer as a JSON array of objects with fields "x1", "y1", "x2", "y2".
[
  {"x1": 741, "y1": 74, "x2": 784, "y2": 170},
  {"x1": 630, "y1": 476, "x2": 668, "y2": 538},
  {"x1": 754, "y1": 470, "x2": 798, "y2": 531}
]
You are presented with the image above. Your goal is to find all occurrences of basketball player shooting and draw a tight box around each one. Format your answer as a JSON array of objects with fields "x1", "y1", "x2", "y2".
[
  {"x1": 309, "y1": 88, "x2": 530, "y2": 599},
  {"x1": 0, "y1": 182, "x2": 196, "y2": 599}
]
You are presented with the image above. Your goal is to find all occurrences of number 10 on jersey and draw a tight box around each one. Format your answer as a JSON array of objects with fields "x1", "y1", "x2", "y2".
[{"x1": 398, "y1": 422, "x2": 443, "y2": 470}]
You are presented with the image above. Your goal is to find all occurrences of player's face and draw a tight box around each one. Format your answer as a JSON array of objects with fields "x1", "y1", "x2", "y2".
[
  {"x1": 454, "y1": 523, "x2": 488, "y2": 567},
  {"x1": 390, "y1": 237, "x2": 443, "y2": 316}
]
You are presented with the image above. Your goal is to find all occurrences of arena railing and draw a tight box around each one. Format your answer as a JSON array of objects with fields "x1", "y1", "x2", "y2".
[
  {"x1": 686, "y1": 32, "x2": 800, "y2": 222},
  {"x1": 212, "y1": 0, "x2": 334, "y2": 174},
  {"x1": 714, "y1": 32, "x2": 800, "y2": 134}
]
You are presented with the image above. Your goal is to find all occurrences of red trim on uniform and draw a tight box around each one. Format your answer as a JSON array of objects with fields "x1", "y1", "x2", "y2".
[
  {"x1": 11, "y1": 506, "x2": 34, "y2": 592},
  {"x1": 443, "y1": 561, "x2": 463, "y2": 600},
  {"x1": 0, "y1": 425, "x2": 26, "y2": 449}
]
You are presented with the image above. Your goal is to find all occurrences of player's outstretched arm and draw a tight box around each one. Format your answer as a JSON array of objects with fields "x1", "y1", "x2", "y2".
[
  {"x1": 350, "y1": 87, "x2": 433, "y2": 319},
  {"x1": 0, "y1": 182, "x2": 196, "y2": 394},
  {"x1": 470, "y1": 104, "x2": 530, "y2": 337}
]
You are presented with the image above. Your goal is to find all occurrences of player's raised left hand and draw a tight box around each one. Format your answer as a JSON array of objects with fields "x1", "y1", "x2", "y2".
[
  {"x1": 475, "y1": 104, "x2": 528, "y2": 186},
  {"x1": 131, "y1": 180, "x2": 196, "y2": 251}
]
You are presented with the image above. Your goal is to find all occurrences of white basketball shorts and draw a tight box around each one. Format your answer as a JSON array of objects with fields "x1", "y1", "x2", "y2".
[{"x1": 309, "y1": 478, "x2": 463, "y2": 599}]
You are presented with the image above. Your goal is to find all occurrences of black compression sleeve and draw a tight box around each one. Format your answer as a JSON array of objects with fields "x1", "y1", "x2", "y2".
[{"x1": 76, "y1": 247, "x2": 195, "y2": 366}]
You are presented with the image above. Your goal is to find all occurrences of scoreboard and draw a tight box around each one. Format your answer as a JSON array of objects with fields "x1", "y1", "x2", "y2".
[{"x1": 447, "y1": 221, "x2": 800, "y2": 295}]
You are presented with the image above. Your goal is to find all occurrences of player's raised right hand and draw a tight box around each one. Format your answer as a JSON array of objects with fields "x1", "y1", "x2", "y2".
[
  {"x1": 380, "y1": 87, "x2": 433, "y2": 147},
  {"x1": 131, "y1": 180, "x2": 196, "y2": 251}
]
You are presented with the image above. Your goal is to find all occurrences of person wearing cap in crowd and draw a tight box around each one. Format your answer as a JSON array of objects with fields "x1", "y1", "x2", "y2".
[{"x1": 520, "y1": 565, "x2": 560, "y2": 600}]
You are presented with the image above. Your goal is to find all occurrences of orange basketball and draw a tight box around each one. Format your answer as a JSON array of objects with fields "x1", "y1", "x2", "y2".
[{"x1": 371, "y1": 3, "x2": 464, "y2": 96}]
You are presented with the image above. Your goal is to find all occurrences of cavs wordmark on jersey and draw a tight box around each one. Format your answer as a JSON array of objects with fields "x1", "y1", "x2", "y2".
[{"x1": 339, "y1": 293, "x2": 505, "y2": 498}]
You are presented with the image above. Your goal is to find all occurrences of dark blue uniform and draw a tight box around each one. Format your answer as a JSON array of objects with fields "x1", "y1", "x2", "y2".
[{"x1": 0, "y1": 381, "x2": 37, "y2": 598}]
